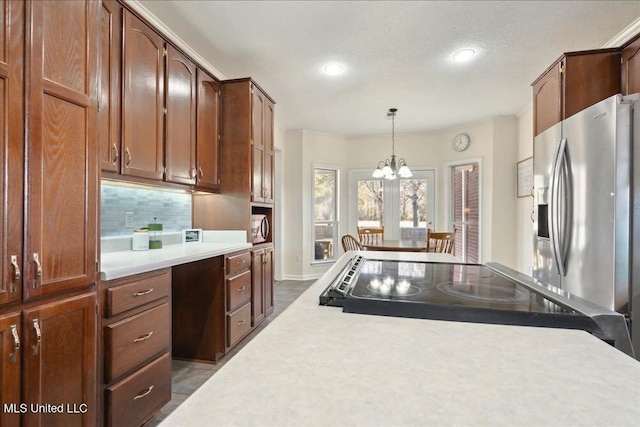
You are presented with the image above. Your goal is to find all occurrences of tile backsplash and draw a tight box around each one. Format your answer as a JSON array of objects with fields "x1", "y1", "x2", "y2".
[{"x1": 101, "y1": 182, "x2": 192, "y2": 237}]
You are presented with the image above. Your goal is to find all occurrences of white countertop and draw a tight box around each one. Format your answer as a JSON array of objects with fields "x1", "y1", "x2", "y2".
[
  {"x1": 160, "y1": 251, "x2": 640, "y2": 426},
  {"x1": 100, "y1": 230, "x2": 252, "y2": 280}
]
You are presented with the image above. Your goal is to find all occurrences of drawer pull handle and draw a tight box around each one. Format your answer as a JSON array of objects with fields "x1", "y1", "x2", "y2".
[
  {"x1": 32, "y1": 319, "x2": 41, "y2": 356},
  {"x1": 237, "y1": 286, "x2": 246, "y2": 292},
  {"x1": 133, "y1": 385, "x2": 154, "y2": 401},
  {"x1": 9, "y1": 325, "x2": 20, "y2": 364},
  {"x1": 133, "y1": 331, "x2": 154, "y2": 343},
  {"x1": 237, "y1": 319, "x2": 246, "y2": 326},
  {"x1": 133, "y1": 288, "x2": 154, "y2": 297},
  {"x1": 239, "y1": 259, "x2": 245, "y2": 264}
]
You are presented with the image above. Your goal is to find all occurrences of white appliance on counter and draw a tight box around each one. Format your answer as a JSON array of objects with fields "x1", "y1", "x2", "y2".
[{"x1": 533, "y1": 93, "x2": 639, "y2": 358}]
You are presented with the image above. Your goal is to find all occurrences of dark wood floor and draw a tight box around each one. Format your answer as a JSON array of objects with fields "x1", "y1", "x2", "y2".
[{"x1": 147, "y1": 279, "x2": 315, "y2": 426}]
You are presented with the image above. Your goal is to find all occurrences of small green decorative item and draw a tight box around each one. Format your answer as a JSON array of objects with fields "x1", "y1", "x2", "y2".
[{"x1": 148, "y1": 218, "x2": 163, "y2": 249}]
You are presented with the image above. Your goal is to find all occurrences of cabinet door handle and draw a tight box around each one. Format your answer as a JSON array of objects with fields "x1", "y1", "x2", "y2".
[
  {"x1": 33, "y1": 253, "x2": 42, "y2": 288},
  {"x1": 133, "y1": 385, "x2": 154, "y2": 400},
  {"x1": 10, "y1": 255, "x2": 20, "y2": 292},
  {"x1": 237, "y1": 319, "x2": 246, "y2": 325},
  {"x1": 125, "y1": 147, "x2": 132, "y2": 166},
  {"x1": 32, "y1": 319, "x2": 41, "y2": 356},
  {"x1": 9, "y1": 325, "x2": 20, "y2": 364},
  {"x1": 198, "y1": 166, "x2": 203, "y2": 178},
  {"x1": 237, "y1": 286, "x2": 246, "y2": 292},
  {"x1": 112, "y1": 143, "x2": 119, "y2": 165},
  {"x1": 132, "y1": 288, "x2": 154, "y2": 297},
  {"x1": 133, "y1": 331, "x2": 153, "y2": 343}
]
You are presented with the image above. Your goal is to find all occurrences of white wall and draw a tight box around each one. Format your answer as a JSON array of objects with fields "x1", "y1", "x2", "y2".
[
  {"x1": 515, "y1": 103, "x2": 535, "y2": 274},
  {"x1": 281, "y1": 115, "x2": 521, "y2": 279}
]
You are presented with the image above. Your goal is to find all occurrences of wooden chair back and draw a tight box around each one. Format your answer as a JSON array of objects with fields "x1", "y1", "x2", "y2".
[
  {"x1": 426, "y1": 229, "x2": 456, "y2": 254},
  {"x1": 357, "y1": 226, "x2": 384, "y2": 245},
  {"x1": 341, "y1": 234, "x2": 362, "y2": 251}
]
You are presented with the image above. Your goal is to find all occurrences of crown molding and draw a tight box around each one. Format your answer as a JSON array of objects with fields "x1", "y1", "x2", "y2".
[
  {"x1": 603, "y1": 17, "x2": 640, "y2": 48},
  {"x1": 124, "y1": 0, "x2": 227, "y2": 80}
]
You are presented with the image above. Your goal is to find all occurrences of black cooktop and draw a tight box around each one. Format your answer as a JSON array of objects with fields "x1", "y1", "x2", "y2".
[{"x1": 320, "y1": 258, "x2": 601, "y2": 333}]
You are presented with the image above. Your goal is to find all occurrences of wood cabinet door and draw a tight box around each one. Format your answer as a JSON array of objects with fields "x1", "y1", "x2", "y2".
[
  {"x1": 251, "y1": 249, "x2": 265, "y2": 326},
  {"x1": 99, "y1": 0, "x2": 122, "y2": 173},
  {"x1": 22, "y1": 292, "x2": 97, "y2": 427},
  {"x1": 122, "y1": 10, "x2": 165, "y2": 180},
  {"x1": 263, "y1": 246, "x2": 274, "y2": 316},
  {"x1": 0, "y1": 0, "x2": 24, "y2": 306},
  {"x1": 165, "y1": 45, "x2": 196, "y2": 185},
  {"x1": 25, "y1": 0, "x2": 98, "y2": 300},
  {"x1": 622, "y1": 36, "x2": 640, "y2": 96},
  {"x1": 532, "y1": 59, "x2": 562, "y2": 136},
  {"x1": 263, "y1": 100, "x2": 275, "y2": 203},
  {"x1": 0, "y1": 312, "x2": 21, "y2": 427},
  {"x1": 251, "y1": 87, "x2": 265, "y2": 202},
  {"x1": 196, "y1": 68, "x2": 221, "y2": 191}
]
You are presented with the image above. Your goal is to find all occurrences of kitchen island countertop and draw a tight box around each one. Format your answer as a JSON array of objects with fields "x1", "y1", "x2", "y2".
[{"x1": 160, "y1": 251, "x2": 640, "y2": 427}]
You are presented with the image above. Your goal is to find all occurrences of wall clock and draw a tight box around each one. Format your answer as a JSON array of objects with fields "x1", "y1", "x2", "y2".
[{"x1": 452, "y1": 133, "x2": 470, "y2": 152}]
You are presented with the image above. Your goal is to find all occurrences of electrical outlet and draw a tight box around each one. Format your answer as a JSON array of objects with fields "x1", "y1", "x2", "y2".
[{"x1": 125, "y1": 212, "x2": 134, "y2": 228}]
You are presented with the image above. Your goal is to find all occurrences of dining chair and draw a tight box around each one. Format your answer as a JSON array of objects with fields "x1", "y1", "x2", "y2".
[
  {"x1": 341, "y1": 234, "x2": 363, "y2": 251},
  {"x1": 426, "y1": 229, "x2": 456, "y2": 254},
  {"x1": 357, "y1": 226, "x2": 384, "y2": 245}
]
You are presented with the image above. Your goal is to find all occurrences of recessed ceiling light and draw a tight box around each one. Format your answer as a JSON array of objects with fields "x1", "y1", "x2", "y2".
[
  {"x1": 451, "y1": 48, "x2": 476, "y2": 62},
  {"x1": 323, "y1": 62, "x2": 345, "y2": 76}
]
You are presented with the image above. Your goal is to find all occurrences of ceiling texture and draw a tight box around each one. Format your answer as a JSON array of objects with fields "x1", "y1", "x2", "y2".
[{"x1": 136, "y1": 1, "x2": 640, "y2": 137}]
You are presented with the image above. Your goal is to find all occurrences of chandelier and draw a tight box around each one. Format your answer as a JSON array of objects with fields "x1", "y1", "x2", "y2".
[{"x1": 372, "y1": 108, "x2": 412, "y2": 180}]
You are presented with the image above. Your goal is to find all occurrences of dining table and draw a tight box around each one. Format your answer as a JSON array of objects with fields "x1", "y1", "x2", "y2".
[{"x1": 361, "y1": 239, "x2": 427, "y2": 252}]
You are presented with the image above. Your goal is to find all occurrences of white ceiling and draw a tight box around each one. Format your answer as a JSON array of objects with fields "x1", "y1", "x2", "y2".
[{"x1": 136, "y1": 0, "x2": 640, "y2": 137}]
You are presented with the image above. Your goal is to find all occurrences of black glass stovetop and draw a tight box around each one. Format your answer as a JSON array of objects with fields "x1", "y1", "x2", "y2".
[
  {"x1": 322, "y1": 259, "x2": 601, "y2": 333},
  {"x1": 349, "y1": 259, "x2": 572, "y2": 314}
]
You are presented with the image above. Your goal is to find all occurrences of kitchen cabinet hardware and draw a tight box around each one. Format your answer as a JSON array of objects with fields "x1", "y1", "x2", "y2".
[
  {"x1": 237, "y1": 319, "x2": 246, "y2": 325},
  {"x1": 237, "y1": 286, "x2": 246, "y2": 292},
  {"x1": 112, "y1": 143, "x2": 119, "y2": 165},
  {"x1": 133, "y1": 331, "x2": 154, "y2": 343},
  {"x1": 125, "y1": 147, "x2": 132, "y2": 166},
  {"x1": 198, "y1": 166, "x2": 203, "y2": 178},
  {"x1": 10, "y1": 255, "x2": 20, "y2": 292},
  {"x1": 133, "y1": 288, "x2": 154, "y2": 297},
  {"x1": 32, "y1": 253, "x2": 42, "y2": 288},
  {"x1": 134, "y1": 385, "x2": 154, "y2": 400},
  {"x1": 9, "y1": 325, "x2": 20, "y2": 364},
  {"x1": 32, "y1": 318, "x2": 41, "y2": 356}
]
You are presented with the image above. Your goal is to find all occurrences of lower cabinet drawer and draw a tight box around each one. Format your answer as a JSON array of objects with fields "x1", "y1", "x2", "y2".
[
  {"x1": 106, "y1": 352, "x2": 171, "y2": 427},
  {"x1": 227, "y1": 270, "x2": 251, "y2": 311},
  {"x1": 105, "y1": 302, "x2": 170, "y2": 382},
  {"x1": 227, "y1": 302, "x2": 252, "y2": 348}
]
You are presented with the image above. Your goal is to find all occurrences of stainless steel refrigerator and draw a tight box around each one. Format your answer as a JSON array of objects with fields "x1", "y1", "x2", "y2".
[{"x1": 533, "y1": 93, "x2": 639, "y2": 358}]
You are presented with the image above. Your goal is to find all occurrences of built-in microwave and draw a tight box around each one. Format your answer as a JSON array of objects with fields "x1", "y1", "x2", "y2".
[{"x1": 251, "y1": 214, "x2": 270, "y2": 244}]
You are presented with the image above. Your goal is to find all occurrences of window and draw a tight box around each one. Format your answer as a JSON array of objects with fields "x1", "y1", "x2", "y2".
[
  {"x1": 349, "y1": 169, "x2": 435, "y2": 242},
  {"x1": 313, "y1": 165, "x2": 339, "y2": 262},
  {"x1": 451, "y1": 162, "x2": 480, "y2": 263}
]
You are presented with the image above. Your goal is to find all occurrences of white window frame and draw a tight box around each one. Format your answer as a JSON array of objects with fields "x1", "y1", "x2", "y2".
[{"x1": 311, "y1": 164, "x2": 340, "y2": 265}]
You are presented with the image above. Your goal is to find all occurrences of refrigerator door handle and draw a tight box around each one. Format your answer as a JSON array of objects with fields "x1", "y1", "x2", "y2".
[{"x1": 551, "y1": 138, "x2": 567, "y2": 277}]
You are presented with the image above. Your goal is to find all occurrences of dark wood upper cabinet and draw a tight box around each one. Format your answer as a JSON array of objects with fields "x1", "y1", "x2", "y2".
[
  {"x1": 99, "y1": 0, "x2": 122, "y2": 173},
  {"x1": 122, "y1": 10, "x2": 165, "y2": 180},
  {"x1": 0, "y1": 0, "x2": 24, "y2": 307},
  {"x1": 196, "y1": 68, "x2": 221, "y2": 191},
  {"x1": 25, "y1": 0, "x2": 98, "y2": 300},
  {"x1": 532, "y1": 49, "x2": 620, "y2": 136},
  {"x1": 622, "y1": 35, "x2": 640, "y2": 96},
  {"x1": 165, "y1": 45, "x2": 197, "y2": 185}
]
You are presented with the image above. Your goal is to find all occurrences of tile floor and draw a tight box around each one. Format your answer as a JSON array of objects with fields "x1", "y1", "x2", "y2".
[{"x1": 146, "y1": 279, "x2": 315, "y2": 426}]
